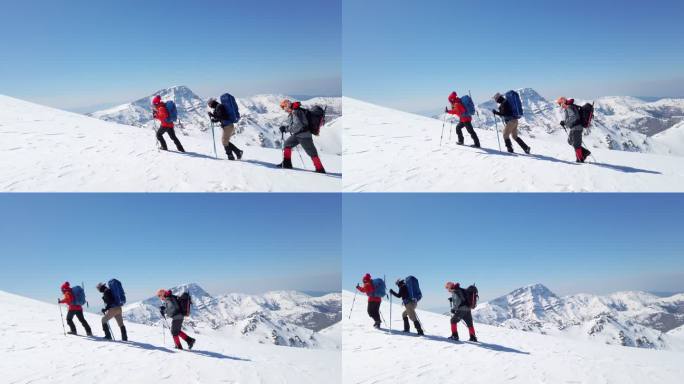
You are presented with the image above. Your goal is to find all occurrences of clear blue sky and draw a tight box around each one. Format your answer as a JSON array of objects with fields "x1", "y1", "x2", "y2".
[
  {"x1": 343, "y1": 0, "x2": 684, "y2": 113},
  {"x1": 0, "y1": 0, "x2": 341, "y2": 112},
  {"x1": 0, "y1": 194, "x2": 341, "y2": 306},
  {"x1": 343, "y1": 194, "x2": 684, "y2": 311}
]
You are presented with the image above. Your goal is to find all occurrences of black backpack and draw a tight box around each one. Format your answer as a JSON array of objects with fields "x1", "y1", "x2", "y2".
[
  {"x1": 465, "y1": 285, "x2": 479, "y2": 309},
  {"x1": 578, "y1": 102, "x2": 594, "y2": 128},
  {"x1": 178, "y1": 292, "x2": 192, "y2": 316},
  {"x1": 301, "y1": 105, "x2": 326, "y2": 136}
]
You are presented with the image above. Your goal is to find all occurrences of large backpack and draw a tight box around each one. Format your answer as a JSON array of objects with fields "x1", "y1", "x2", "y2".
[
  {"x1": 505, "y1": 90, "x2": 523, "y2": 119},
  {"x1": 302, "y1": 105, "x2": 326, "y2": 135},
  {"x1": 178, "y1": 292, "x2": 192, "y2": 316},
  {"x1": 460, "y1": 95, "x2": 476, "y2": 117},
  {"x1": 107, "y1": 279, "x2": 126, "y2": 307},
  {"x1": 465, "y1": 285, "x2": 479, "y2": 309},
  {"x1": 404, "y1": 275, "x2": 422, "y2": 303},
  {"x1": 370, "y1": 278, "x2": 386, "y2": 298},
  {"x1": 71, "y1": 285, "x2": 86, "y2": 306},
  {"x1": 165, "y1": 101, "x2": 178, "y2": 123},
  {"x1": 219, "y1": 93, "x2": 241, "y2": 124},
  {"x1": 578, "y1": 102, "x2": 594, "y2": 128}
]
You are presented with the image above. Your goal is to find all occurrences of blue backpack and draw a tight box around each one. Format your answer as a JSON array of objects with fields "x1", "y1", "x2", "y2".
[
  {"x1": 71, "y1": 286, "x2": 86, "y2": 306},
  {"x1": 108, "y1": 279, "x2": 126, "y2": 307},
  {"x1": 370, "y1": 278, "x2": 386, "y2": 298},
  {"x1": 505, "y1": 90, "x2": 523, "y2": 119},
  {"x1": 165, "y1": 101, "x2": 178, "y2": 123},
  {"x1": 404, "y1": 275, "x2": 422, "y2": 303},
  {"x1": 460, "y1": 95, "x2": 476, "y2": 117},
  {"x1": 219, "y1": 93, "x2": 241, "y2": 125}
]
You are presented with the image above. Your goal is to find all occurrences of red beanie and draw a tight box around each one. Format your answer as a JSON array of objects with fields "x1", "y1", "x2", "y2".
[
  {"x1": 152, "y1": 95, "x2": 162, "y2": 105},
  {"x1": 61, "y1": 281, "x2": 71, "y2": 291},
  {"x1": 362, "y1": 273, "x2": 371, "y2": 282},
  {"x1": 448, "y1": 92, "x2": 458, "y2": 103}
]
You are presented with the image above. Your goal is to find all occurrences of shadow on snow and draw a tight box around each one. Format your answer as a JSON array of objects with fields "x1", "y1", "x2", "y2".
[
  {"x1": 83, "y1": 337, "x2": 251, "y2": 361},
  {"x1": 381, "y1": 329, "x2": 530, "y2": 355}
]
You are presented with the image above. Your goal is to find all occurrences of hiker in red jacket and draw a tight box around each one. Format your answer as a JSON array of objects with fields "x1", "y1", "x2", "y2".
[
  {"x1": 356, "y1": 273, "x2": 382, "y2": 328},
  {"x1": 152, "y1": 95, "x2": 185, "y2": 152},
  {"x1": 445, "y1": 92, "x2": 480, "y2": 148},
  {"x1": 58, "y1": 282, "x2": 92, "y2": 336}
]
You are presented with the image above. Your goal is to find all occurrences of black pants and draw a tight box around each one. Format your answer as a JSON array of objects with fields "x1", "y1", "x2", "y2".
[
  {"x1": 284, "y1": 135, "x2": 319, "y2": 157},
  {"x1": 171, "y1": 318, "x2": 184, "y2": 336},
  {"x1": 367, "y1": 301, "x2": 381, "y2": 324},
  {"x1": 67, "y1": 310, "x2": 91, "y2": 334},
  {"x1": 450, "y1": 309, "x2": 474, "y2": 328},
  {"x1": 455, "y1": 122, "x2": 480, "y2": 145},
  {"x1": 567, "y1": 129, "x2": 583, "y2": 149},
  {"x1": 157, "y1": 127, "x2": 185, "y2": 152}
]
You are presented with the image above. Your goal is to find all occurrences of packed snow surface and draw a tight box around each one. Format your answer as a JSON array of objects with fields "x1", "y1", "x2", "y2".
[
  {"x1": 0, "y1": 290, "x2": 340, "y2": 384},
  {"x1": 0, "y1": 94, "x2": 341, "y2": 192},
  {"x1": 342, "y1": 291, "x2": 684, "y2": 384},
  {"x1": 343, "y1": 97, "x2": 684, "y2": 192}
]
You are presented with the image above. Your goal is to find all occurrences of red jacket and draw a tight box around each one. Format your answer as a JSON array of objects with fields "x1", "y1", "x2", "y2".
[
  {"x1": 59, "y1": 290, "x2": 82, "y2": 311},
  {"x1": 447, "y1": 99, "x2": 472, "y2": 123},
  {"x1": 154, "y1": 103, "x2": 174, "y2": 128},
  {"x1": 357, "y1": 281, "x2": 382, "y2": 303}
]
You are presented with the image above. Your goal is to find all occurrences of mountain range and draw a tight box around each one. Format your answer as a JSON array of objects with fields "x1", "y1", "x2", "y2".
[
  {"x1": 123, "y1": 283, "x2": 341, "y2": 349},
  {"x1": 472, "y1": 283, "x2": 684, "y2": 350},
  {"x1": 438, "y1": 88, "x2": 684, "y2": 156},
  {"x1": 89, "y1": 85, "x2": 343, "y2": 154}
]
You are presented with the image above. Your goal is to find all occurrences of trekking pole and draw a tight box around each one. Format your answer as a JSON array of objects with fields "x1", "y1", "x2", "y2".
[
  {"x1": 439, "y1": 113, "x2": 447, "y2": 147},
  {"x1": 295, "y1": 146, "x2": 306, "y2": 169},
  {"x1": 348, "y1": 289, "x2": 358, "y2": 319},
  {"x1": 389, "y1": 292, "x2": 392, "y2": 334},
  {"x1": 494, "y1": 116, "x2": 502, "y2": 151},
  {"x1": 58, "y1": 302, "x2": 66, "y2": 336},
  {"x1": 108, "y1": 323, "x2": 115, "y2": 341},
  {"x1": 209, "y1": 120, "x2": 218, "y2": 159}
]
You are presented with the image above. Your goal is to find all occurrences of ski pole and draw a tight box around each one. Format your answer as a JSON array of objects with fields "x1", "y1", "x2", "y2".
[
  {"x1": 348, "y1": 289, "x2": 358, "y2": 319},
  {"x1": 58, "y1": 302, "x2": 66, "y2": 336}
]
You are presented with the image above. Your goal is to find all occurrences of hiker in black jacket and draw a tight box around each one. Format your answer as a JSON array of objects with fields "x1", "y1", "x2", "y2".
[
  {"x1": 208, "y1": 98, "x2": 243, "y2": 160},
  {"x1": 492, "y1": 92, "x2": 530, "y2": 154},
  {"x1": 389, "y1": 279, "x2": 424, "y2": 335},
  {"x1": 96, "y1": 282, "x2": 127, "y2": 341}
]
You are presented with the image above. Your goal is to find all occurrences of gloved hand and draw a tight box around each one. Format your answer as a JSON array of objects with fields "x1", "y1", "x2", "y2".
[
  {"x1": 444, "y1": 106, "x2": 449, "y2": 113},
  {"x1": 101, "y1": 308, "x2": 106, "y2": 314},
  {"x1": 160, "y1": 306, "x2": 166, "y2": 318},
  {"x1": 450, "y1": 308, "x2": 456, "y2": 314},
  {"x1": 279, "y1": 126, "x2": 287, "y2": 133},
  {"x1": 389, "y1": 289, "x2": 396, "y2": 295},
  {"x1": 448, "y1": 297, "x2": 453, "y2": 303},
  {"x1": 57, "y1": 298, "x2": 61, "y2": 304},
  {"x1": 492, "y1": 109, "x2": 498, "y2": 115},
  {"x1": 560, "y1": 121, "x2": 566, "y2": 127},
  {"x1": 153, "y1": 111, "x2": 158, "y2": 118},
  {"x1": 355, "y1": 283, "x2": 360, "y2": 289}
]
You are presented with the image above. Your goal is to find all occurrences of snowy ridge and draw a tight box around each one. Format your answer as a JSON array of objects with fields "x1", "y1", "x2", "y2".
[
  {"x1": 438, "y1": 88, "x2": 684, "y2": 156},
  {"x1": 89, "y1": 86, "x2": 343, "y2": 155},
  {"x1": 0, "y1": 290, "x2": 340, "y2": 384},
  {"x1": 123, "y1": 283, "x2": 341, "y2": 349},
  {"x1": 0, "y1": 94, "x2": 341, "y2": 192},
  {"x1": 343, "y1": 97, "x2": 684, "y2": 192},
  {"x1": 342, "y1": 290, "x2": 684, "y2": 384},
  {"x1": 472, "y1": 283, "x2": 684, "y2": 350}
]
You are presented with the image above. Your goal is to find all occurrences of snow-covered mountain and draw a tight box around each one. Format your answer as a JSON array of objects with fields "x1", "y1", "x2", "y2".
[
  {"x1": 89, "y1": 86, "x2": 343, "y2": 155},
  {"x1": 438, "y1": 88, "x2": 684, "y2": 156},
  {"x1": 472, "y1": 283, "x2": 684, "y2": 350},
  {"x1": 0, "y1": 94, "x2": 341, "y2": 192},
  {"x1": 0, "y1": 290, "x2": 340, "y2": 384},
  {"x1": 343, "y1": 97, "x2": 684, "y2": 192},
  {"x1": 342, "y1": 291, "x2": 684, "y2": 384},
  {"x1": 123, "y1": 283, "x2": 341, "y2": 349}
]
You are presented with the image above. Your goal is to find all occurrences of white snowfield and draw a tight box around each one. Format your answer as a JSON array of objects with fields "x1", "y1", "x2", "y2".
[
  {"x1": 342, "y1": 291, "x2": 684, "y2": 384},
  {"x1": 343, "y1": 97, "x2": 684, "y2": 192},
  {"x1": 0, "y1": 95, "x2": 341, "y2": 192},
  {"x1": 0, "y1": 290, "x2": 340, "y2": 384}
]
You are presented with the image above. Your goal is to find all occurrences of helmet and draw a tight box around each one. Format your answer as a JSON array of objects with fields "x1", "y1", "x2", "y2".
[
  {"x1": 555, "y1": 97, "x2": 567, "y2": 106},
  {"x1": 445, "y1": 281, "x2": 455, "y2": 291},
  {"x1": 156, "y1": 289, "x2": 167, "y2": 299},
  {"x1": 279, "y1": 99, "x2": 291, "y2": 110},
  {"x1": 448, "y1": 92, "x2": 458, "y2": 103},
  {"x1": 61, "y1": 281, "x2": 70, "y2": 292},
  {"x1": 362, "y1": 273, "x2": 372, "y2": 283},
  {"x1": 152, "y1": 95, "x2": 162, "y2": 105}
]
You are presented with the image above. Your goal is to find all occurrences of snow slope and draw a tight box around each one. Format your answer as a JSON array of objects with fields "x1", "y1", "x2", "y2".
[
  {"x1": 342, "y1": 291, "x2": 684, "y2": 384},
  {"x1": 0, "y1": 94, "x2": 341, "y2": 192},
  {"x1": 0, "y1": 290, "x2": 340, "y2": 384},
  {"x1": 123, "y1": 283, "x2": 341, "y2": 349},
  {"x1": 343, "y1": 97, "x2": 684, "y2": 192},
  {"x1": 472, "y1": 284, "x2": 684, "y2": 350},
  {"x1": 89, "y1": 86, "x2": 343, "y2": 155}
]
